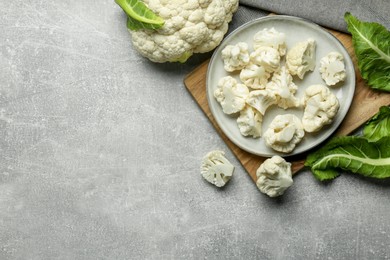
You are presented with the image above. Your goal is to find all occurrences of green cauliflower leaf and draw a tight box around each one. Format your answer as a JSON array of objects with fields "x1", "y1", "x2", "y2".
[
  {"x1": 344, "y1": 12, "x2": 390, "y2": 91},
  {"x1": 363, "y1": 106, "x2": 390, "y2": 141},
  {"x1": 305, "y1": 136, "x2": 390, "y2": 181}
]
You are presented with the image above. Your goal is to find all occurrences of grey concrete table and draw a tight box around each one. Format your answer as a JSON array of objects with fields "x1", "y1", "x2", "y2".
[{"x1": 1, "y1": 1, "x2": 389, "y2": 259}]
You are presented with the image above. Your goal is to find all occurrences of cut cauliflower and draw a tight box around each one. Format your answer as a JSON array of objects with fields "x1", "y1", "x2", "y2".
[
  {"x1": 246, "y1": 89, "x2": 277, "y2": 115},
  {"x1": 266, "y1": 66, "x2": 300, "y2": 109},
  {"x1": 239, "y1": 63, "x2": 270, "y2": 89},
  {"x1": 214, "y1": 76, "x2": 249, "y2": 114},
  {"x1": 286, "y1": 38, "x2": 316, "y2": 79},
  {"x1": 237, "y1": 106, "x2": 263, "y2": 138},
  {"x1": 201, "y1": 150, "x2": 235, "y2": 187},
  {"x1": 263, "y1": 114, "x2": 305, "y2": 153},
  {"x1": 256, "y1": 156, "x2": 293, "y2": 197},
  {"x1": 250, "y1": 46, "x2": 281, "y2": 73},
  {"x1": 319, "y1": 52, "x2": 346, "y2": 86},
  {"x1": 221, "y1": 42, "x2": 250, "y2": 72},
  {"x1": 130, "y1": 0, "x2": 239, "y2": 63},
  {"x1": 302, "y1": 84, "x2": 340, "y2": 133},
  {"x1": 253, "y1": 27, "x2": 287, "y2": 56}
]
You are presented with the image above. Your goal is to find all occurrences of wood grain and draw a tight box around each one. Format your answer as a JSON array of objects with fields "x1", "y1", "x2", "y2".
[{"x1": 184, "y1": 25, "x2": 390, "y2": 183}]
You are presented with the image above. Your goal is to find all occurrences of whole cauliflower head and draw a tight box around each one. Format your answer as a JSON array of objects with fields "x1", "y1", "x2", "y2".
[
  {"x1": 263, "y1": 114, "x2": 305, "y2": 153},
  {"x1": 221, "y1": 42, "x2": 250, "y2": 72},
  {"x1": 250, "y1": 46, "x2": 281, "y2": 73},
  {"x1": 131, "y1": 0, "x2": 239, "y2": 63},
  {"x1": 266, "y1": 66, "x2": 300, "y2": 109},
  {"x1": 214, "y1": 76, "x2": 249, "y2": 114},
  {"x1": 302, "y1": 84, "x2": 340, "y2": 132},
  {"x1": 320, "y1": 52, "x2": 346, "y2": 86},
  {"x1": 240, "y1": 63, "x2": 270, "y2": 89},
  {"x1": 286, "y1": 38, "x2": 316, "y2": 79},
  {"x1": 253, "y1": 27, "x2": 287, "y2": 56},
  {"x1": 246, "y1": 89, "x2": 277, "y2": 115},
  {"x1": 237, "y1": 106, "x2": 263, "y2": 138},
  {"x1": 201, "y1": 150, "x2": 235, "y2": 187},
  {"x1": 256, "y1": 156, "x2": 293, "y2": 197}
]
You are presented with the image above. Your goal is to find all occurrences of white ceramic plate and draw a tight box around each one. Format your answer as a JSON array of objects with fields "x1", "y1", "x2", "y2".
[{"x1": 206, "y1": 15, "x2": 355, "y2": 157}]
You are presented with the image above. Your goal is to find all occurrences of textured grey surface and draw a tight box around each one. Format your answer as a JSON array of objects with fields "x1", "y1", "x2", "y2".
[{"x1": 1, "y1": 1, "x2": 390, "y2": 259}]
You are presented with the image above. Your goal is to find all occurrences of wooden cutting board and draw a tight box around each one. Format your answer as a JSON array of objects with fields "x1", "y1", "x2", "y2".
[{"x1": 184, "y1": 24, "x2": 390, "y2": 183}]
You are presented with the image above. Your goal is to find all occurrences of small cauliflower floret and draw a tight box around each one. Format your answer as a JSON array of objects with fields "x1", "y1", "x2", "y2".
[
  {"x1": 237, "y1": 106, "x2": 263, "y2": 138},
  {"x1": 253, "y1": 27, "x2": 287, "y2": 56},
  {"x1": 266, "y1": 66, "x2": 300, "y2": 109},
  {"x1": 130, "y1": 0, "x2": 239, "y2": 63},
  {"x1": 239, "y1": 63, "x2": 270, "y2": 89},
  {"x1": 319, "y1": 52, "x2": 347, "y2": 86},
  {"x1": 246, "y1": 89, "x2": 277, "y2": 115},
  {"x1": 250, "y1": 46, "x2": 281, "y2": 73},
  {"x1": 201, "y1": 150, "x2": 235, "y2": 187},
  {"x1": 302, "y1": 84, "x2": 340, "y2": 132},
  {"x1": 214, "y1": 76, "x2": 249, "y2": 114},
  {"x1": 286, "y1": 38, "x2": 316, "y2": 79},
  {"x1": 256, "y1": 156, "x2": 293, "y2": 197},
  {"x1": 221, "y1": 42, "x2": 250, "y2": 72},
  {"x1": 263, "y1": 114, "x2": 305, "y2": 153}
]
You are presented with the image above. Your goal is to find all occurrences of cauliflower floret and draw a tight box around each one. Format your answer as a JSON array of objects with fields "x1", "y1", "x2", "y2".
[
  {"x1": 250, "y1": 46, "x2": 281, "y2": 73},
  {"x1": 214, "y1": 76, "x2": 249, "y2": 114},
  {"x1": 237, "y1": 106, "x2": 263, "y2": 138},
  {"x1": 239, "y1": 63, "x2": 270, "y2": 89},
  {"x1": 221, "y1": 42, "x2": 250, "y2": 72},
  {"x1": 266, "y1": 66, "x2": 300, "y2": 109},
  {"x1": 256, "y1": 156, "x2": 293, "y2": 197},
  {"x1": 201, "y1": 150, "x2": 235, "y2": 187},
  {"x1": 302, "y1": 84, "x2": 340, "y2": 132},
  {"x1": 246, "y1": 89, "x2": 277, "y2": 115},
  {"x1": 263, "y1": 114, "x2": 305, "y2": 153},
  {"x1": 130, "y1": 0, "x2": 239, "y2": 63},
  {"x1": 319, "y1": 52, "x2": 347, "y2": 86},
  {"x1": 286, "y1": 38, "x2": 316, "y2": 79},
  {"x1": 253, "y1": 27, "x2": 287, "y2": 56}
]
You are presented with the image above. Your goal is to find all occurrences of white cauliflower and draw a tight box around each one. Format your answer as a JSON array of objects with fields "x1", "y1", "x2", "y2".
[
  {"x1": 253, "y1": 27, "x2": 287, "y2": 56},
  {"x1": 256, "y1": 156, "x2": 293, "y2": 197},
  {"x1": 214, "y1": 76, "x2": 249, "y2": 114},
  {"x1": 286, "y1": 38, "x2": 316, "y2": 79},
  {"x1": 239, "y1": 63, "x2": 270, "y2": 89},
  {"x1": 266, "y1": 66, "x2": 300, "y2": 109},
  {"x1": 221, "y1": 42, "x2": 250, "y2": 72},
  {"x1": 319, "y1": 52, "x2": 346, "y2": 86},
  {"x1": 237, "y1": 106, "x2": 263, "y2": 138},
  {"x1": 250, "y1": 46, "x2": 281, "y2": 73},
  {"x1": 130, "y1": 0, "x2": 239, "y2": 63},
  {"x1": 246, "y1": 89, "x2": 277, "y2": 115},
  {"x1": 302, "y1": 84, "x2": 340, "y2": 133},
  {"x1": 263, "y1": 114, "x2": 305, "y2": 153},
  {"x1": 201, "y1": 150, "x2": 235, "y2": 187}
]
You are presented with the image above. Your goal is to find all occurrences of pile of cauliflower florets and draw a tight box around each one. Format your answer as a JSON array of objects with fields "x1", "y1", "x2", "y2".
[{"x1": 214, "y1": 27, "x2": 347, "y2": 154}]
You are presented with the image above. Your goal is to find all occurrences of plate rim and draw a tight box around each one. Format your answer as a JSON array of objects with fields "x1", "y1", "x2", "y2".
[{"x1": 206, "y1": 15, "x2": 356, "y2": 157}]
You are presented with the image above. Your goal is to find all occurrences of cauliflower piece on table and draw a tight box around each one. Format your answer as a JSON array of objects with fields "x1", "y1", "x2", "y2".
[
  {"x1": 130, "y1": 0, "x2": 239, "y2": 63},
  {"x1": 246, "y1": 89, "x2": 277, "y2": 116},
  {"x1": 201, "y1": 150, "x2": 235, "y2": 187},
  {"x1": 256, "y1": 156, "x2": 293, "y2": 197},
  {"x1": 253, "y1": 27, "x2": 287, "y2": 56},
  {"x1": 263, "y1": 114, "x2": 305, "y2": 153},
  {"x1": 221, "y1": 42, "x2": 250, "y2": 72},
  {"x1": 286, "y1": 38, "x2": 316, "y2": 79},
  {"x1": 266, "y1": 66, "x2": 300, "y2": 109},
  {"x1": 319, "y1": 52, "x2": 346, "y2": 86},
  {"x1": 239, "y1": 63, "x2": 270, "y2": 89},
  {"x1": 237, "y1": 106, "x2": 263, "y2": 138},
  {"x1": 214, "y1": 76, "x2": 249, "y2": 114},
  {"x1": 302, "y1": 84, "x2": 340, "y2": 133},
  {"x1": 250, "y1": 46, "x2": 281, "y2": 73}
]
